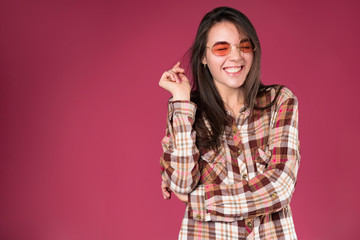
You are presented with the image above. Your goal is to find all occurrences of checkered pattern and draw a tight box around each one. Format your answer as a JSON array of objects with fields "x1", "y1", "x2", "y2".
[{"x1": 160, "y1": 87, "x2": 300, "y2": 239}]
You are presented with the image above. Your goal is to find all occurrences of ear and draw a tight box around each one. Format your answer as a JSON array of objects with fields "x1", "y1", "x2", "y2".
[{"x1": 201, "y1": 56, "x2": 207, "y2": 65}]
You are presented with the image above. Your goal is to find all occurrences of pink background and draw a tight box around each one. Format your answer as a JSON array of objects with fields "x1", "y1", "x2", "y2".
[{"x1": 1, "y1": 0, "x2": 359, "y2": 239}]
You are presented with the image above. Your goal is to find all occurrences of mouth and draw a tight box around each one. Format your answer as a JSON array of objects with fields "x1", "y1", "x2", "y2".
[{"x1": 223, "y1": 66, "x2": 244, "y2": 74}]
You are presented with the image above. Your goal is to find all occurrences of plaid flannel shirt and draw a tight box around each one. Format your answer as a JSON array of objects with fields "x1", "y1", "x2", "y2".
[{"x1": 160, "y1": 87, "x2": 300, "y2": 239}]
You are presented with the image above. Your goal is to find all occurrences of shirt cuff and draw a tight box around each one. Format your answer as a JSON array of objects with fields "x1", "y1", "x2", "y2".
[
  {"x1": 188, "y1": 185, "x2": 209, "y2": 221},
  {"x1": 168, "y1": 100, "x2": 197, "y2": 119}
]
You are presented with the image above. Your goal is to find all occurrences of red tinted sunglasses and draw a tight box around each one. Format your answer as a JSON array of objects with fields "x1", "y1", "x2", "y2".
[{"x1": 207, "y1": 39, "x2": 256, "y2": 56}]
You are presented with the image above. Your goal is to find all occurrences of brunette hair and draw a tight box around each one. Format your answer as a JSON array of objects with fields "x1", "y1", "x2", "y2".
[{"x1": 190, "y1": 6, "x2": 284, "y2": 151}]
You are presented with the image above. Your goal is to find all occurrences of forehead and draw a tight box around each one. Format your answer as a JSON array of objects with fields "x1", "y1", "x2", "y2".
[{"x1": 207, "y1": 21, "x2": 247, "y2": 44}]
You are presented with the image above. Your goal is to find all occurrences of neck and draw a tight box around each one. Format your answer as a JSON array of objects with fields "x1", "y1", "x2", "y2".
[{"x1": 217, "y1": 86, "x2": 245, "y2": 116}]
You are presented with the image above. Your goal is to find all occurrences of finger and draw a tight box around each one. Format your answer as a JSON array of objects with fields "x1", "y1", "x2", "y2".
[
  {"x1": 164, "y1": 191, "x2": 171, "y2": 199},
  {"x1": 164, "y1": 71, "x2": 175, "y2": 82},
  {"x1": 161, "y1": 187, "x2": 168, "y2": 199},
  {"x1": 160, "y1": 71, "x2": 171, "y2": 82},
  {"x1": 172, "y1": 61, "x2": 181, "y2": 69},
  {"x1": 170, "y1": 66, "x2": 185, "y2": 79},
  {"x1": 178, "y1": 72, "x2": 189, "y2": 82},
  {"x1": 171, "y1": 66, "x2": 185, "y2": 74},
  {"x1": 168, "y1": 70, "x2": 181, "y2": 83},
  {"x1": 162, "y1": 189, "x2": 169, "y2": 199},
  {"x1": 161, "y1": 180, "x2": 169, "y2": 189},
  {"x1": 168, "y1": 71, "x2": 182, "y2": 83},
  {"x1": 171, "y1": 62, "x2": 183, "y2": 79},
  {"x1": 161, "y1": 182, "x2": 171, "y2": 199}
]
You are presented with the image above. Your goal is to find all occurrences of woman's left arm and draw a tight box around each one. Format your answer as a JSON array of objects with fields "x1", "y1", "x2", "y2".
[{"x1": 189, "y1": 92, "x2": 300, "y2": 221}]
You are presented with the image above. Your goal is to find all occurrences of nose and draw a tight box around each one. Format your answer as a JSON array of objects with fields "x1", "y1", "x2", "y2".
[{"x1": 228, "y1": 44, "x2": 243, "y2": 61}]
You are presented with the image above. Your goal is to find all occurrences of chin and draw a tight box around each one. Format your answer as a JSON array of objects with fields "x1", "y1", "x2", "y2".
[{"x1": 229, "y1": 81, "x2": 246, "y2": 89}]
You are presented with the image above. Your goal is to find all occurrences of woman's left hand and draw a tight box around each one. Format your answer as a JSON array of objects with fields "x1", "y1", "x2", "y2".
[{"x1": 161, "y1": 180, "x2": 188, "y2": 203}]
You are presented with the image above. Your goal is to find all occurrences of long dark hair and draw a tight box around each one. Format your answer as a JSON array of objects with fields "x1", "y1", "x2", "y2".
[{"x1": 190, "y1": 6, "x2": 284, "y2": 151}]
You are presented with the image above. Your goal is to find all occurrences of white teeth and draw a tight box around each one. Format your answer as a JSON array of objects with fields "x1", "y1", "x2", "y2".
[{"x1": 224, "y1": 67, "x2": 242, "y2": 73}]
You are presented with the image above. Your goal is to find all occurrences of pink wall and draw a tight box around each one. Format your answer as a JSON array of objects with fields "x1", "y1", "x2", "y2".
[{"x1": 1, "y1": 0, "x2": 359, "y2": 239}]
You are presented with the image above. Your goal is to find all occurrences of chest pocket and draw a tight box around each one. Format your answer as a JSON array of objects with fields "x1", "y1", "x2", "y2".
[
  {"x1": 199, "y1": 148, "x2": 229, "y2": 185},
  {"x1": 254, "y1": 146, "x2": 272, "y2": 175}
]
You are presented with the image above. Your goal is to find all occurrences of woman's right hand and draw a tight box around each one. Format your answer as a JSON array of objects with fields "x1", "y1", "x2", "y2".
[
  {"x1": 159, "y1": 62, "x2": 191, "y2": 101},
  {"x1": 161, "y1": 180, "x2": 188, "y2": 203}
]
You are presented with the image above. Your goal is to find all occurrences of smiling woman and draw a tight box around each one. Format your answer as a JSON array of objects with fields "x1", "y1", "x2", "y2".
[
  {"x1": 158, "y1": 6, "x2": 300, "y2": 240},
  {"x1": 202, "y1": 21, "x2": 254, "y2": 107}
]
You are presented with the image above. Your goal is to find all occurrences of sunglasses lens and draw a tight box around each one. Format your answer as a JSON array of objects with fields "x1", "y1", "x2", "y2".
[
  {"x1": 240, "y1": 40, "x2": 254, "y2": 53},
  {"x1": 211, "y1": 42, "x2": 231, "y2": 56}
]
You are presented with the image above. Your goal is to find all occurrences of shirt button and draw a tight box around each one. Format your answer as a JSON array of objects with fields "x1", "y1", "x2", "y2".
[
  {"x1": 271, "y1": 192, "x2": 277, "y2": 198},
  {"x1": 246, "y1": 221, "x2": 252, "y2": 228},
  {"x1": 237, "y1": 149, "x2": 242, "y2": 154},
  {"x1": 242, "y1": 174, "x2": 247, "y2": 180}
]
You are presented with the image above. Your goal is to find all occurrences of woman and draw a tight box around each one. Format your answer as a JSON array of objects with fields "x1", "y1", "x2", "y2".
[{"x1": 159, "y1": 6, "x2": 300, "y2": 240}]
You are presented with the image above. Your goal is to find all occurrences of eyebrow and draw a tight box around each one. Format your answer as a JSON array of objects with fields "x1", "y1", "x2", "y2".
[
  {"x1": 213, "y1": 41, "x2": 229, "y2": 45},
  {"x1": 240, "y1": 39, "x2": 250, "y2": 43},
  {"x1": 213, "y1": 39, "x2": 250, "y2": 44},
  {"x1": 210, "y1": 39, "x2": 251, "y2": 47}
]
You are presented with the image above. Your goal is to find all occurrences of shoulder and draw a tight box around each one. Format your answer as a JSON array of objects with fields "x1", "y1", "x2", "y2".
[
  {"x1": 276, "y1": 86, "x2": 298, "y2": 106},
  {"x1": 279, "y1": 87, "x2": 296, "y2": 102},
  {"x1": 256, "y1": 85, "x2": 298, "y2": 109}
]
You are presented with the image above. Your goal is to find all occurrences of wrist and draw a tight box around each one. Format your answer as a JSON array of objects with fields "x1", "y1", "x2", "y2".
[{"x1": 172, "y1": 93, "x2": 190, "y2": 101}]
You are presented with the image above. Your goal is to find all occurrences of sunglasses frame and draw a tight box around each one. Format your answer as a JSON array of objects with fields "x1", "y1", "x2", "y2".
[{"x1": 207, "y1": 39, "x2": 257, "y2": 56}]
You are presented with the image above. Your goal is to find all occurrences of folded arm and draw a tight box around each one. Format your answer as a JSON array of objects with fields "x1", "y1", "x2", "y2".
[
  {"x1": 188, "y1": 92, "x2": 300, "y2": 222},
  {"x1": 160, "y1": 100, "x2": 201, "y2": 194}
]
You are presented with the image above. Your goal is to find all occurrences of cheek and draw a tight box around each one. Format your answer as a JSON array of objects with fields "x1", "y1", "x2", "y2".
[
  {"x1": 207, "y1": 56, "x2": 225, "y2": 71},
  {"x1": 207, "y1": 62, "x2": 222, "y2": 77},
  {"x1": 246, "y1": 55, "x2": 254, "y2": 68}
]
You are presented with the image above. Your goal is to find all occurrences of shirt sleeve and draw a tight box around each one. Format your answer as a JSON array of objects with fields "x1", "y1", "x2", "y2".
[
  {"x1": 188, "y1": 92, "x2": 300, "y2": 222},
  {"x1": 160, "y1": 99, "x2": 201, "y2": 194}
]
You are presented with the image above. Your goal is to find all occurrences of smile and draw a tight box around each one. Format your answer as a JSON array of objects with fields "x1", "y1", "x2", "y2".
[{"x1": 223, "y1": 66, "x2": 243, "y2": 74}]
